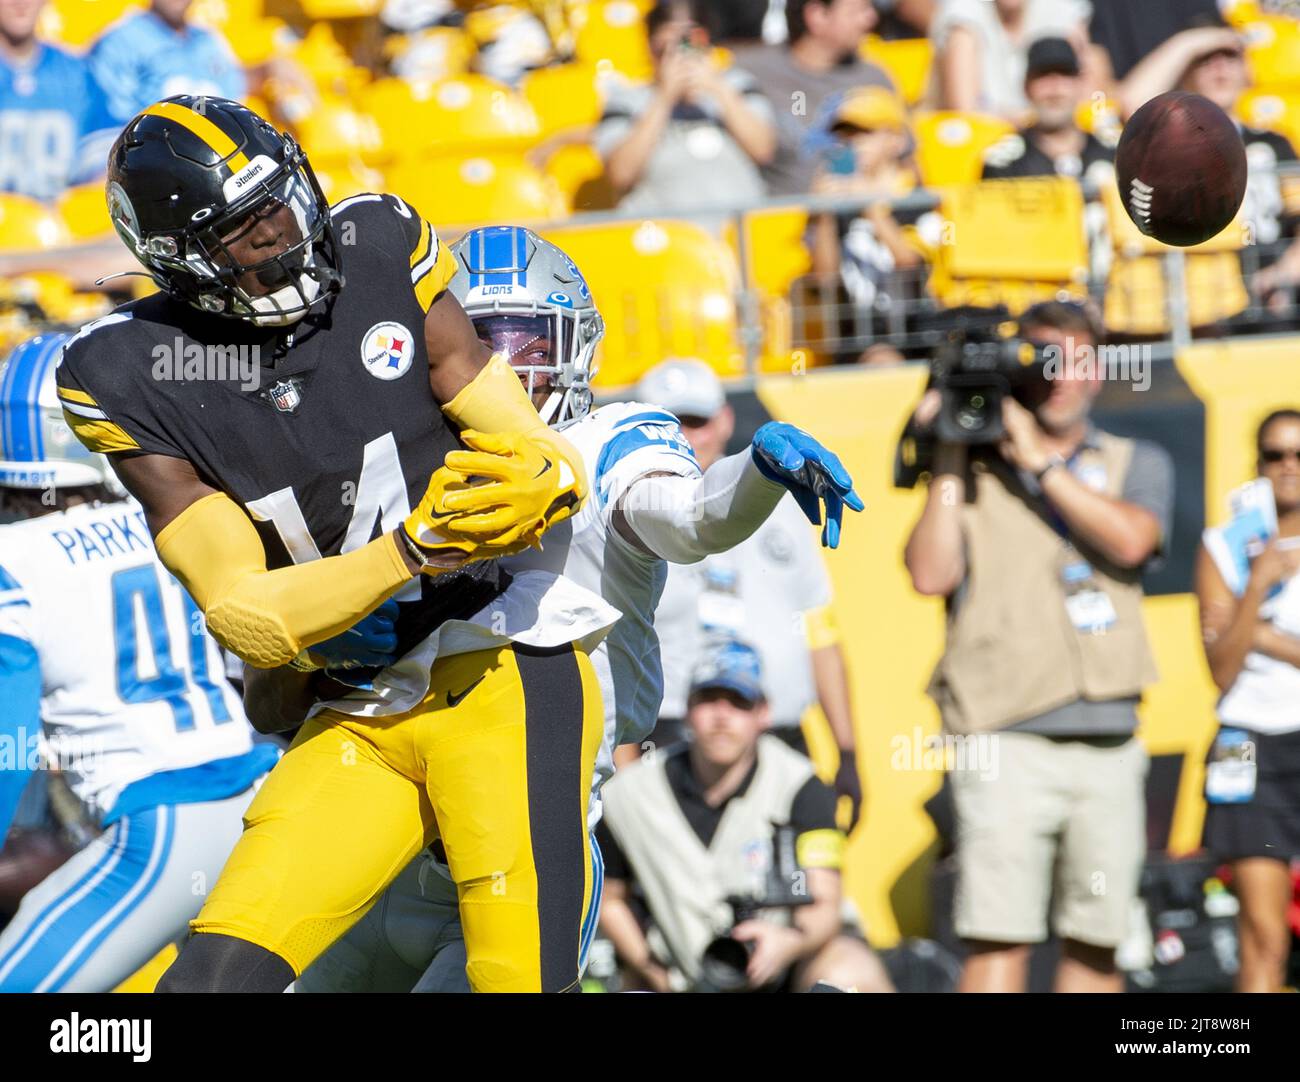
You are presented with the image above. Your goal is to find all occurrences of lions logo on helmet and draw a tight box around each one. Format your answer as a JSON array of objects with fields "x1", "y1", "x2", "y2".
[
  {"x1": 0, "y1": 334, "x2": 123, "y2": 495},
  {"x1": 449, "y1": 226, "x2": 604, "y2": 428}
]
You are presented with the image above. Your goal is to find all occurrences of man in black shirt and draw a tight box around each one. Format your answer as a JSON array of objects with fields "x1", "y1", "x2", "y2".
[
  {"x1": 982, "y1": 36, "x2": 1116, "y2": 182},
  {"x1": 596, "y1": 639, "x2": 892, "y2": 992}
]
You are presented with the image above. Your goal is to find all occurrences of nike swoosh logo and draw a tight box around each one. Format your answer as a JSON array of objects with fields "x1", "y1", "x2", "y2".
[{"x1": 447, "y1": 675, "x2": 485, "y2": 708}]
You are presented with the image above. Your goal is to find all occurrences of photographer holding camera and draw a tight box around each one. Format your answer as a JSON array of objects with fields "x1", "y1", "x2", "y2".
[
  {"x1": 595, "y1": 638, "x2": 891, "y2": 992},
  {"x1": 903, "y1": 301, "x2": 1173, "y2": 993}
]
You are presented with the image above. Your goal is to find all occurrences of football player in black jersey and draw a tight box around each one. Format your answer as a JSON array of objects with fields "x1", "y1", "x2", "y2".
[{"x1": 56, "y1": 96, "x2": 608, "y2": 992}]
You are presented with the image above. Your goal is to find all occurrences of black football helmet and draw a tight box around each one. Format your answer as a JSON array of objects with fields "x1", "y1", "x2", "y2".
[{"x1": 105, "y1": 95, "x2": 343, "y2": 326}]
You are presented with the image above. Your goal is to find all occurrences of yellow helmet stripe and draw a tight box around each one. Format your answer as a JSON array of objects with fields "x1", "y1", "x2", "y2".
[{"x1": 141, "y1": 101, "x2": 250, "y2": 172}]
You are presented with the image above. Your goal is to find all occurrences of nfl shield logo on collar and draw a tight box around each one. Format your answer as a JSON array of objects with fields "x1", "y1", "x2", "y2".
[{"x1": 261, "y1": 377, "x2": 303, "y2": 414}]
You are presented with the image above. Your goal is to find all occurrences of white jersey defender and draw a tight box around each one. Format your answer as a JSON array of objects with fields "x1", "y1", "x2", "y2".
[{"x1": 0, "y1": 334, "x2": 276, "y2": 993}]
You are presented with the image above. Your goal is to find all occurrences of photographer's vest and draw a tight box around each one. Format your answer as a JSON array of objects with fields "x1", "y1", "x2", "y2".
[
  {"x1": 600, "y1": 737, "x2": 816, "y2": 984},
  {"x1": 928, "y1": 431, "x2": 1159, "y2": 735}
]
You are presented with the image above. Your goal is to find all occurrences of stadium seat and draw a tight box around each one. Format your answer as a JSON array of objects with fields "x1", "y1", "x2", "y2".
[
  {"x1": 1099, "y1": 178, "x2": 1249, "y2": 333},
  {"x1": 191, "y1": 0, "x2": 282, "y2": 67},
  {"x1": 383, "y1": 27, "x2": 477, "y2": 84},
  {"x1": 388, "y1": 154, "x2": 566, "y2": 230},
  {"x1": 291, "y1": 21, "x2": 373, "y2": 95},
  {"x1": 572, "y1": 1, "x2": 654, "y2": 82},
  {"x1": 723, "y1": 207, "x2": 813, "y2": 372},
  {"x1": 311, "y1": 160, "x2": 386, "y2": 204},
  {"x1": 860, "y1": 36, "x2": 934, "y2": 107},
  {"x1": 0, "y1": 193, "x2": 71, "y2": 251},
  {"x1": 360, "y1": 75, "x2": 542, "y2": 158},
  {"x1": 39, "y1": 0, "x2": 138, "y2": 49},
  {"x1": 541, "y1": 142, "x2": 617, "y2": 211},
  {"x1": 522, "y1": 63, "x2": 605, "y2": 137},
  {"x1": 1242, "y1": 14, "x2": 1300, "y2": 91},
  {"x1": 57, "y1": 184, "x2": 113, "y2": 241},
  {"x1": 1237, "y1": 88, "x2": 1300, "y2": 152},
  {"x1": 294, "y1": 96, "x2": 386, "y2": 167},
  {"x1": 911, "y1": 112, "x2": 1016, "y2": 187},
  {"x1": 298, "y1": 0, "x2": 382, "y2": 18},
  {"x1": 541, "y1": 219, "x2": 744, "y2": 386},
  {"x1": 928, "y1": 178, "x2": 1089, "y2": 313}
]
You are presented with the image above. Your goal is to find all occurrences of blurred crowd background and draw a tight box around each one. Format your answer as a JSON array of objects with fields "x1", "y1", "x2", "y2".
[{"x1": 4, "y1": 0, "x2": 1300, "y2": 993}]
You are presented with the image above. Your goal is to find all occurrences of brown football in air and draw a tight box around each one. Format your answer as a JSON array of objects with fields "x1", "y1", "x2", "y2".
[{"x1": 1115, "y1": 91, "x2": 1248, "y2": 246}]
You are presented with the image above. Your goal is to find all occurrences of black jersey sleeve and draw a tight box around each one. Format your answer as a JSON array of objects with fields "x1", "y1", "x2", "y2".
[
  {"x1": 55, "y1": 311, "x2": 190, "y2": 459},
  {"x1": 339, "y1": 192, "x2": 458, "y2": 313}
]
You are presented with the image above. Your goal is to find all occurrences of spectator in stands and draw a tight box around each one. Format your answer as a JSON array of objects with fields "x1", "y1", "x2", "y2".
[
  {"x1": 807, "y1": 87, "x2": 940, "y2": 352},
  {"x1": 1196, "y1": 408, "x2": 1300, "y2": 994},
  {"x1": 874, "y1": 0, "x2": 935, "y2": 40},
  {"x1": 904, "y1": 300, "x2": 1174, "y2": 993},
  {"x1": 88, "y1": 0, "x2": 245, "y2": 125},
  {"x1": 627, "y1": 358, "x2": 864, "y2": 829},
  {"x1": 596, "y1": 637, "x2": 892, "y2": 992},
  {"x1": 694, "y1": 0, "x2": 790, "y2": 45},
  {"x1": 930, "y1": 0, "x2": 1094, "y2": 119},
  {"x1": 0, "y1": 0, "x2": 117, "y2": 201},
  {"x1": 735, "y1": 0, "x2": 898, "y2": 196},
  {"x1": 597, "y1": 0, "x2": 776, "y2": 218},
  {"x1": 981, "y1": 37, "x2": 1115, "y2": 181},
  {"x1": 1088, "y1": 0, "x2": 1221, "y2": 82}
]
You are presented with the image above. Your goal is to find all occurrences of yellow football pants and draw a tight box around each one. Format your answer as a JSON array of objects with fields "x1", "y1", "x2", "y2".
[{"x1": 190, "y1": 642, "x2": 603, "y2": 992}]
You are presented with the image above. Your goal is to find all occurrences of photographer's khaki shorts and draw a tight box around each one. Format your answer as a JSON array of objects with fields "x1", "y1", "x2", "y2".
[{"x1": 950, "y1": 731, "x2": 1147, "y2": 948}]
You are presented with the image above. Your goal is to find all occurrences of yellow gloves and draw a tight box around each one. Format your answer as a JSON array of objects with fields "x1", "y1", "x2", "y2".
[
  {"x1": 399, "y1": 354, "x2": 588, "y2": 567},
  {"x1": 402, "y1": 430, "x2": 583, "y2": 563}
]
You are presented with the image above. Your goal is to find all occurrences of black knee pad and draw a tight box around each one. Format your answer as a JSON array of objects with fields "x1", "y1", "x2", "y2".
[{"x1": 156, "y1": 932, "x2": 296, "y2": 993}]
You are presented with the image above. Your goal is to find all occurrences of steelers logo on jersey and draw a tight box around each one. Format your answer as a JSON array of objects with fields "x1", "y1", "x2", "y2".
[{"x1": 360, "y1": 321, "x2": 415, "y2": 381}]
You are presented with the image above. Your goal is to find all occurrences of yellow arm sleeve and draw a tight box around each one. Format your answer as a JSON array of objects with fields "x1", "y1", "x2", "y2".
[
  {"x1": 441, "y1": 353, "x2": 589, "y2": 503},
  {"x1": 153, "y1": 492, "x2": 413, "y2": 668}
]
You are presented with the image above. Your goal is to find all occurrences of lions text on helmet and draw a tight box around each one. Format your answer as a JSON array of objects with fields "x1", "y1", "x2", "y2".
[{"x1": 449, "y1": 225, "x2": 604, "y2": 428}]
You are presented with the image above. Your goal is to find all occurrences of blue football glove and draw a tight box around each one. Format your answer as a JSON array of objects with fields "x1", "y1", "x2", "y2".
[
  {"x1": 750, "y1": 422, "x2": 864, "y2": 549},
  {"x1": 309, "y1": 598, "x2": 400, "y2": 670}
]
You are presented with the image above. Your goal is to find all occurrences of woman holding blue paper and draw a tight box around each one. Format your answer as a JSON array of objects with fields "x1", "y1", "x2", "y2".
[{"x1": 1196, "y1": 408, "x2": 1300, "y2": 993}]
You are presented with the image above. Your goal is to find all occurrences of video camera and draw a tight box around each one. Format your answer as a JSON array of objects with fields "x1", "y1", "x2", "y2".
[
  {"x1": 894, "y1": 317, "x2": 1054, "y2": 489},
  {"x1": 695, "y1": 823, "x2": 814, "y2": 993}
]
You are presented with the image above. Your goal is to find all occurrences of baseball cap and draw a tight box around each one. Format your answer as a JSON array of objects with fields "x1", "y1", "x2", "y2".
[
  {"x1": 689, "y1": 638, "x2": 766, "y2": 706},
  {"x1": 830, "y1": 86, "x2": 906, "y2": 133},
  {"x1": 635, "y1": 358, "x2": 725, "y2": 420},
  {"x1": 1025, "y1": 36, "x2": 1081, "y2": 80}
]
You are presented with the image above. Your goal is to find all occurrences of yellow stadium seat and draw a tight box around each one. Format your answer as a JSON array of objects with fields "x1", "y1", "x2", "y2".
[
  {"x1": 573, "y1": 1, "x2": 654, "y2": 82},
  {"x1": 383, "y1": 27, "x2": 477, "y2": 84},
  {"x1": 388, "y1": 154, "x2": 565, "y2": 230},
  {"x1": 912, "y1": 112, "x2": 1016, "y2": 187},
  {"x1": 860, "y1": 36, "x2": 934, "y2": 107},
  {"x1": 1242, "y1": 15, "x2": 1300, "y2": 91},
  {"x1": 291, "y1": 21, "x2": 372, "y2": 95},
  {"x1": 522, "y1": 64, "x2": 604, "y2": 137},
  {"x1": 361, "y1": 75, "x2": 542, "y2": 158},
  {"x1": 1100, "y1": 177, "x2": 1249, "y2": 333},
  {"x1": 723, "y1": 206, "x2": 813, "y2": 373},
  {"x1": 57, "y1": 184, "x2": 112, "y2": 241},
  {"x1": 928, "y1": 178, "x2": 1089, "y2": 313},
  {"x1": 298, "y1": 0, "x2": 382, "y2": 18},
  {"x1": 541, "y1": 142, "x2": 616, "y2": 211},
  {"x1": 311, "y1": 160, "x2": 386, "y2": 204},
  {"x1": 540, "y1": 219, "x2": 743, "y2": 386},
  {"x1": 39, "y1": 0, "x2": 139, "y2": 50},
  {"x1": 1237, "y1": 88, "x2": 1300, "y2": 151},
  {"x1": 294, "y1": 97, "x2": 386, "y2": 166},
  {"x1": 0, "y1": 194, "x2": 71, "y2": 251}
]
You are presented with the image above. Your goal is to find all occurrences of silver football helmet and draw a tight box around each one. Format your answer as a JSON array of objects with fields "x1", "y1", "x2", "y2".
[{"x1": 449, "y1": 226, "x2": 604, "y2": 428}]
